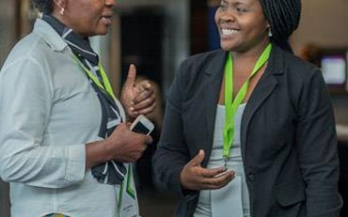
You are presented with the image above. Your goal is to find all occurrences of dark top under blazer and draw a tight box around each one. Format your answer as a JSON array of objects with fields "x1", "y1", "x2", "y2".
[{"x1": 154, "y1": 44, "x2": 342, "y2": 217}]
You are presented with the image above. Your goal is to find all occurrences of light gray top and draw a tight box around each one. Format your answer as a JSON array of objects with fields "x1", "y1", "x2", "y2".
[
  {"x1": 194, "y1": 104, "x2": 250, "y2": 217},
  {"x1": 0, "y1": 18, "x2": 125, "y2": 217}
]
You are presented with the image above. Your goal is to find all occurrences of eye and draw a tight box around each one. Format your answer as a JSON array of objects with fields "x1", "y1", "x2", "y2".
[
  {"x1": 218, "y1": 3, "x2": 227, "y2": 10},
  {"x1": 235, "y1": 5, "x2": 249, "y2": 13}
]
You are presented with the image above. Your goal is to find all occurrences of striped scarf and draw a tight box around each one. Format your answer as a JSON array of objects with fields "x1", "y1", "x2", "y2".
[{"x1": 42, "y1": 14, "x2": 127, "y2": 185}]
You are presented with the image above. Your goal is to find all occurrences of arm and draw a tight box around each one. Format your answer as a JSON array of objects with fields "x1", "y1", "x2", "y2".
[
  {"x1": 0, "y1": 58, "x2": 85, "y2": 188},
  {"x1": 85, "y1": 122, "x2": 152, "y2": 169},
  {"x1": 0, "y1": 58, "x2": 153, "y2": 188},
  {"x1": 153, "y1": 62, "x2": 232, "y2": 196},
  {"x1": 153, "y1": 62, "x2": 191, "y2": 196},
  {"x1": 296, "y1": 68, "x2": 342, "y2": 217}
]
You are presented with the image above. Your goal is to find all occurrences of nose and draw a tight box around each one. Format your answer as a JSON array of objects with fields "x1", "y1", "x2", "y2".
[
  {"x1": 221, "y1": 10, "x2": 236, "y2": 22},
  {"x1": 105, "y1": 0, "x2": 116, "y2": 7}
]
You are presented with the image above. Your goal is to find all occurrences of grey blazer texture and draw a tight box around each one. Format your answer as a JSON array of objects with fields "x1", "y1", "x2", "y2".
[{"x1": 154, "y1": 45, "x2": 342, "y2": 217}]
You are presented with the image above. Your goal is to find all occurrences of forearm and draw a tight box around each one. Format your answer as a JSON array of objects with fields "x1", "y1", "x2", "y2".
[
  {"x1": 0, "y1": 144, "x2": 86, "y2": 188},
  {"x1": 85, "y1": 140, "x2": 111, "y2": 169}
]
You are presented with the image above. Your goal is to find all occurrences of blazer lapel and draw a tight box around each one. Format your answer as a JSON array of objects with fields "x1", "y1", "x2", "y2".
[
  {"x1": 241, "y1": 45, "x2": 284, "y2": 158},
  {"x1": 203, "y1": 51, "x2": 226, "y2": 158}
]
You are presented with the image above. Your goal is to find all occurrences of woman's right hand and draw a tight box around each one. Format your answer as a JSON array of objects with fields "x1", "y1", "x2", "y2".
[
  {"x1": 180, "y1": 150, "x2": 235, "y2": 191},
  {"x1": 105, "y1": 123, "x2": 152, "y2": 162},
  {"x1": 85, "y1": 123, "x2": 152, "y2": 169}
]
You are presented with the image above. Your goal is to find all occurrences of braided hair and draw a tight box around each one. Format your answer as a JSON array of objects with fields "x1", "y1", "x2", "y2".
[
  {"x1": 31, "y1": 0, "x2": 53, "y2": 14},
  {"x1": 260, "y1": 0, "x2": 301, "y2": 53}
]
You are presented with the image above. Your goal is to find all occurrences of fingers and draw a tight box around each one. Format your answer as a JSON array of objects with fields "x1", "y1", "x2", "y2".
[
  {"x1": 124, "y1": 64, "x2": 137, "y2": 89},
  {"x1": 127, "y1": 131, "x2": 153, "y2": 149},
  {"x1": 136, "y1": 80, "x2": 152, "y2": 92},
  {"x1": 133, "y1": 88, "x2": 154, "y2": 104},
  {"x1": 197, "y1": 169, "x2": 235, "y2": 190},
  {"x1": 145, "y1": 135, "x2": 153, "y2": 144},
  {"x1": 189, "y1": 149, "x2": 205, "y2": 167},
  {"x1": 201, "y1": 166, "x2": 226, "y2": 178},
  {"x1": 106, "y1": 123, "x2": 151, "y2": 163},
  {"x1": 127, "y1": 102, "x2": 156, "y2": 120},
  {"x1": 122, "y1": 77, "x2": 156, "y2": 118},
  {"x1": 180, "y1": 149, "x2": 236, "y2": 191},
  {"x1": 204, "y1": 177, "x2": 234, "y2": 189},
  {"x1": 132, "y1": 100, "x2": 156, "y2": 116},
  {"x1": 128, "y1": 143, "x2": 148, "y2": 162},
  {"x1": 133, "y1": 91, "x2": 155, "y2": 109}
]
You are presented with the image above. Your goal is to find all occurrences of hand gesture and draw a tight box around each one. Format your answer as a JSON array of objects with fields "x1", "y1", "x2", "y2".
[
  {"x1": 180, "y1": 150, "x2": 235, "y2": 190},
  {"x1": 104, "y1": 123, "x2": 153, "y2": 162},
  {"x1": 121, "y1": 64, "x2": 156, "y2": 120}
]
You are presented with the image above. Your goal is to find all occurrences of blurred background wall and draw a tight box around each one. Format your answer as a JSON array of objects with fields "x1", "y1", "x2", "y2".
[{"x1": 291, "y1": 0, "x2": 348, "y2": 53}]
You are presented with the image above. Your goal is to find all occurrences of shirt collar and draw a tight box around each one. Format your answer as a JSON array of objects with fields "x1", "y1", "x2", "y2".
[{"x1": 41, "y1": 14, "x2": 99, "y2": 65}]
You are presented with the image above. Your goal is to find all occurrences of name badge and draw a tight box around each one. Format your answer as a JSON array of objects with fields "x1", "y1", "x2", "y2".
[{"x1": 117, "y1": 164, "x2": 140, "y2": 217}]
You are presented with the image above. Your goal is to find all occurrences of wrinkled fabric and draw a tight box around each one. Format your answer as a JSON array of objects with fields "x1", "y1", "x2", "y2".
[{"x1": 42, "y1": 14, "x2": 126, "y2": 185}]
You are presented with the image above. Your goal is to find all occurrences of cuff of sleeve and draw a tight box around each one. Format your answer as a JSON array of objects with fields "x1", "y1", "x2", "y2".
[{"x1": 65, "y1": 145, "x2": 86, "y2": 184}]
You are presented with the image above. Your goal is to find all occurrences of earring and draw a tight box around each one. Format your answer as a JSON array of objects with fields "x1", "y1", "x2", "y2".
[
  {"x1": 60, "y1": 7, "x2": 65, "y2": 16},
  {"x1": 268, "y1": 28, "x2": 273, "y2": 37}
]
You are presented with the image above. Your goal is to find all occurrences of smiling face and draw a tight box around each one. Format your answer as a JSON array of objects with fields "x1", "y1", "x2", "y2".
[
  {"x1": 53, "y1": 0, "x2": 115, "y2": 37},
  {"x1": 215, "y1": 0, "x2": 270, "y2": 53}
]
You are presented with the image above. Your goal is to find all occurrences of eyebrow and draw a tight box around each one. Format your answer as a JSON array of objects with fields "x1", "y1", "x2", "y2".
[{"x1": 221, "y1": 0, "x2": 249, "y2": 5}]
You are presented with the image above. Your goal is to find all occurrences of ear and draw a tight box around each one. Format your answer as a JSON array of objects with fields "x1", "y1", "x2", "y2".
[
  {"x1": 53, "y1": 0, "x2": 67, "y2": 11},
  {"x1": 266, "y1": 20, "x2": 271, "y2": 29},
  {"x1": 52, "y1": 0, "x2": 68, "y2": 17}
]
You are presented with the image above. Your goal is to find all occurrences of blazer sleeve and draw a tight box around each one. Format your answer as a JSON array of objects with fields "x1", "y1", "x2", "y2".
[
  {"x1": 295, "y1": 68, "x2": 342, "y2": 217},
  {"x1": 153, "y1": 61, "x2": 192, "y2": 197}
]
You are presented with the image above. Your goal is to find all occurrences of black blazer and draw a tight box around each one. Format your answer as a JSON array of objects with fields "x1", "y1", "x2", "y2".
[{"x1": 154, "y1": 45, "x2": 342, "y2": 217}]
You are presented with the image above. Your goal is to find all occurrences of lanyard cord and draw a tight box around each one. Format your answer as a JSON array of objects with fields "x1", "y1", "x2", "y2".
[
  {"x1": 73, "y1": 54, "x2": 116, "y2": 100},
  {"x1": 223, "y1": 44, "x2": 272, "y2": 162}
]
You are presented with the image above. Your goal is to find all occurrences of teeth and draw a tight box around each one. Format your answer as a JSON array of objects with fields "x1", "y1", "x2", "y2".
[
  {"x1": 101, "y1": 17, "x2": 112, "y2": 25},
  {"x1": 222, "y1": 29, "x2": 238, "y2": 35}
]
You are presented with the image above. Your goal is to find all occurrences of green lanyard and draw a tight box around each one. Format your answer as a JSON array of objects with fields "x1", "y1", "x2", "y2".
[
  {"x1": 73, "y1": 55, "x2": 116, "y2": 100},
  {"x1": 223, "y1": 44, "x2": 272, "y2": 167}
]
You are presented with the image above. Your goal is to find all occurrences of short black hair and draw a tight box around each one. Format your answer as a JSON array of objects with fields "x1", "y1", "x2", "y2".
[
  {"x1": 260, "y1": 0, "x2": 302, "y2": 53},
  {"x1": 31, "y1": 0, "x2": 53, "y2": 14}
]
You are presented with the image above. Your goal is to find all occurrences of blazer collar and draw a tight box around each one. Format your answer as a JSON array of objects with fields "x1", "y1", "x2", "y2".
[
  {"x1": 267, "y1": 44, "x2": 286, "y2": 76},
  {"x1": 204, "y1": 44, "x2": 285, "y2": 76},
  {"x1": 203, "y1": 50, "x2": 226, "y2": 152},
  {"x1": 241, "y1": 44, "x2": 286, "y2": 162},
  {"x1": 33, "y1": 18, "x2": 68, "y2": 52}
]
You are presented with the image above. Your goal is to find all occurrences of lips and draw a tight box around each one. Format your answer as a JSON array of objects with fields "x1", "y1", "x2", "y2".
[{"x1": 100, "y1": 15, "x2": 112, "y2": 25}]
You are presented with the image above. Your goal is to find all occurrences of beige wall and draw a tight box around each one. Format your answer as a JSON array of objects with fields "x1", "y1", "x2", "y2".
[
  {"x1": 289, "y1": 0, "x2": 348, "y2": 126},
  {"x1": 0, "y1": 0, "x2": 17, "y2": 66},
  {"x1": 291, "y1": 0, "x2": 348, "y2": 54}
]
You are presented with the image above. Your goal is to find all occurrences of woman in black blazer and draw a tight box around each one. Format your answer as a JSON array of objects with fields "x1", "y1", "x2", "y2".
[{"x1": 154, "y1": 0, "x2": 342, "y2": 216}]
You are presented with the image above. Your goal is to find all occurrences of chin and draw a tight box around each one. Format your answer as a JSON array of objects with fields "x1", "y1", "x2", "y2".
[
  {"x1": 96, "y1": 29, "x2": 109, "y2": 36},
  {"x1": 220, "y1": 39, "x2": 239, "y2": 51},
  {"x1": 220, "y1": 43, "x2": 235, "y2": 51},
  {"x1": 93, "y1": 25, "x2": 109, "y2": 35},
  {"x1": 99, "y1": 31, "x2": 108, "y2": 36}
]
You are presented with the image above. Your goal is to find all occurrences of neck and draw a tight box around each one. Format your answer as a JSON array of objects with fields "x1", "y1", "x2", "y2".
[
  {"x1": 50, "y1": 13, "x2": 88, "y2": 39},
  {"x1": 230, "y1": 39, "x2": 270, "y2": 62}
]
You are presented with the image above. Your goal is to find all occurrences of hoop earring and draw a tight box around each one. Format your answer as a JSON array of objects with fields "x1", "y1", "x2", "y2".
[
  {"x1": 60, "y1": 7, "x2": 65, "y2": 16},
  {"x1": 268, "y1": 28, "x2": 273, "y2": 38}
]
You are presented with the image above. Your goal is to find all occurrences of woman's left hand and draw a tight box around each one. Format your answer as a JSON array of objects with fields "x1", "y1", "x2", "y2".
[{"x1": 121, "y1": 64, "x2": 156, "y2": 120}]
